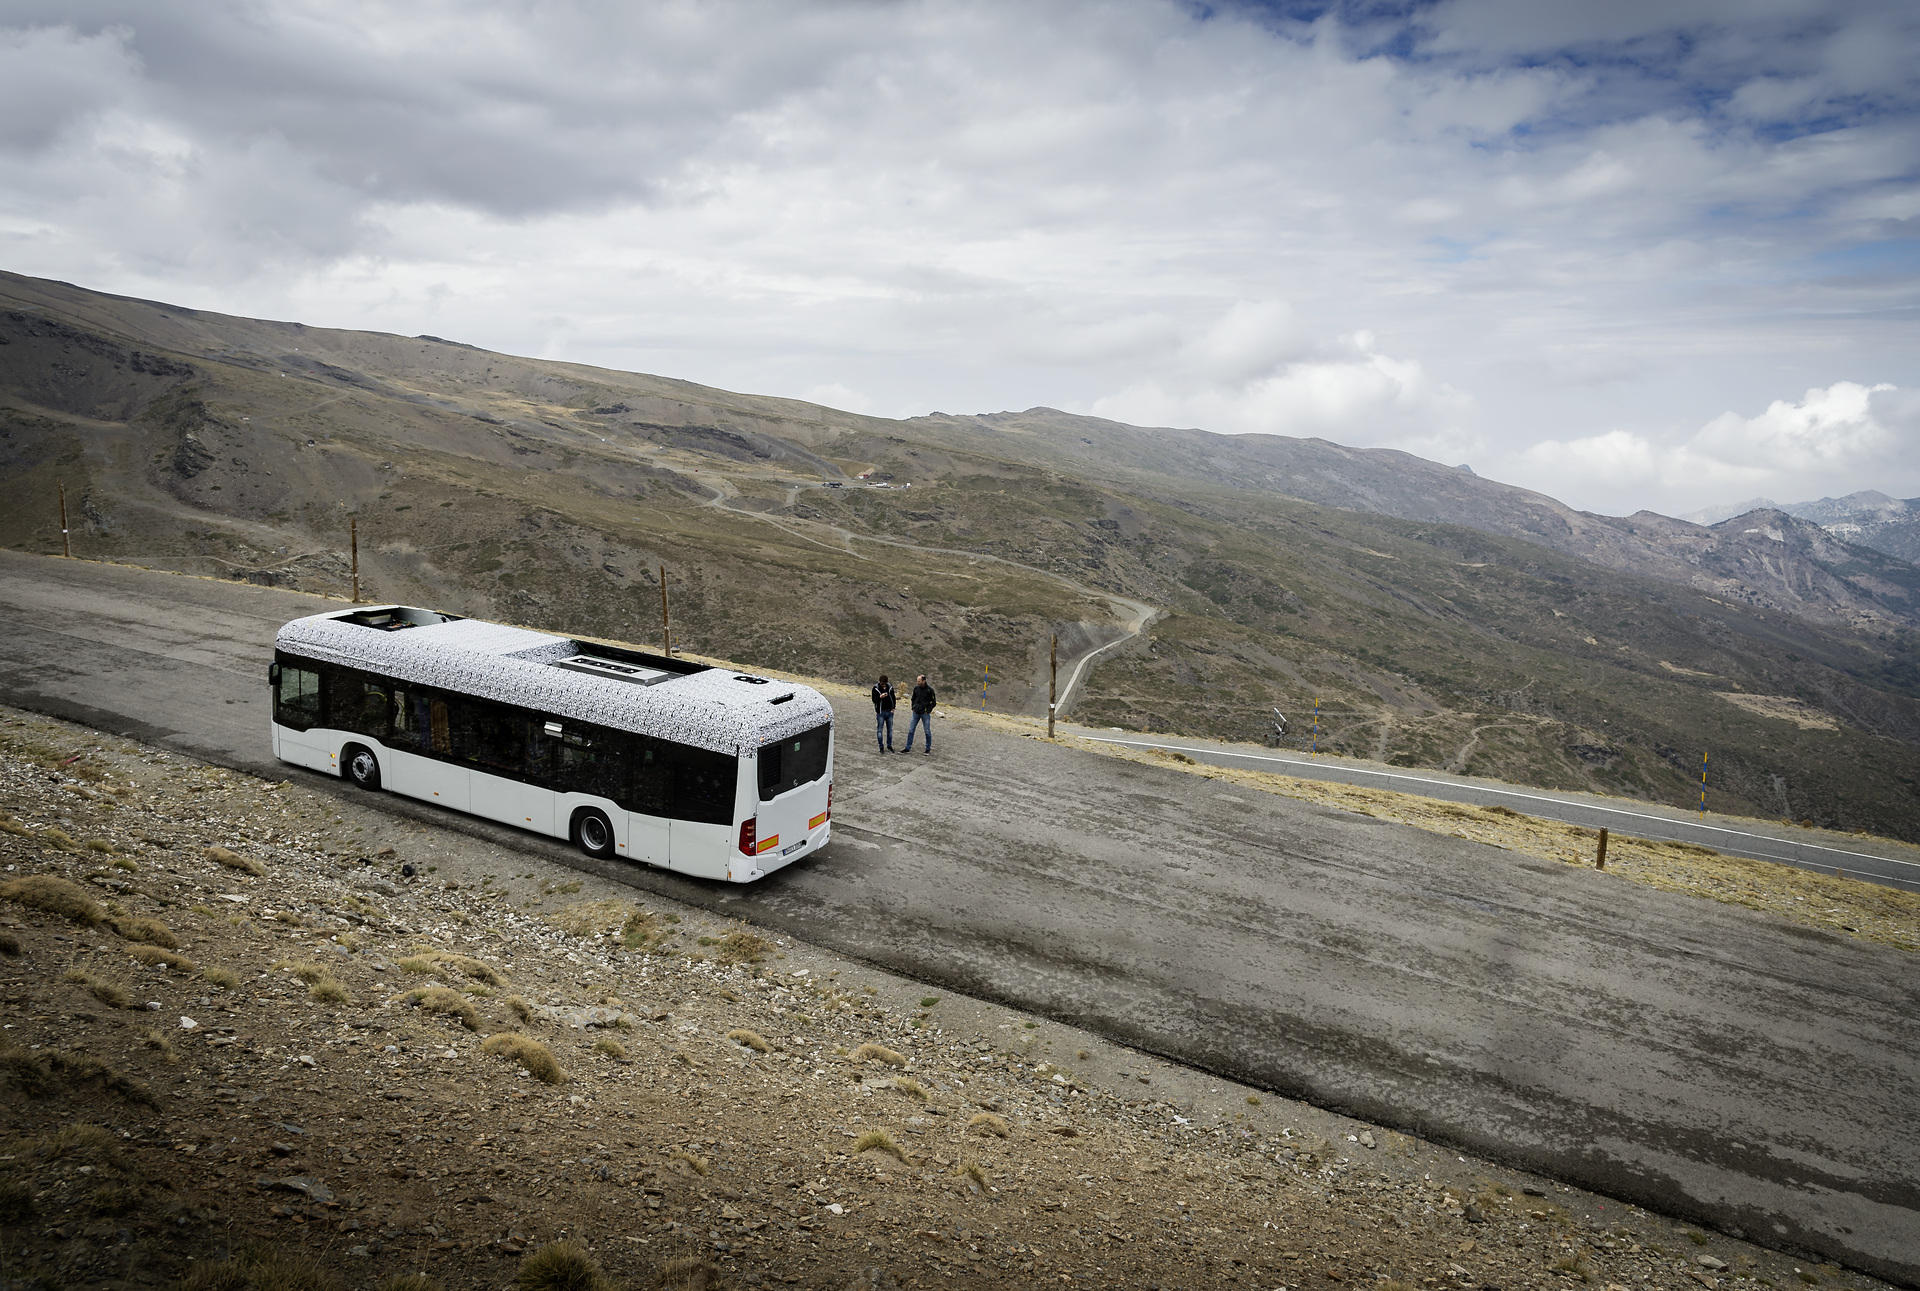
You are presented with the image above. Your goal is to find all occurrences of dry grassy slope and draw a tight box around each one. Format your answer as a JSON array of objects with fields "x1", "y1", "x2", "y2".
[
  {"x1": 0, "y1": 707, "x2": 1899, "y2": 1291},
  {"x1": 1, "y1": 272, "x2": 1918, "y2": 840}
]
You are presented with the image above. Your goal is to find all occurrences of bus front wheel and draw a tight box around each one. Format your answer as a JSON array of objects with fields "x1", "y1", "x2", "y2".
[
  {"x1": 344, "y1": 745, "x2": 382, "y2": 790},
  {"x1": 574, "y1": 809, "x2": 615, "y2": 860}
]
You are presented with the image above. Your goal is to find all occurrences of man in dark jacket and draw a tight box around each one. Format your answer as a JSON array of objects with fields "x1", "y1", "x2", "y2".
[
  {"x1": 907, "y1": 675, "x2": 936, "y2": 753},
  {"x1": 871, "y1": 674, "x2": 897, "y2": 752}
]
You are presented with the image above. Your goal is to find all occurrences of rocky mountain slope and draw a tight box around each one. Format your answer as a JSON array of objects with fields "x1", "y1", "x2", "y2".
[
  {"x1": 1684, "y1": 492, "x2": 1920, "y2": 566},
  {"x1": 2, "y1": 270, "x2": 1918, "y2": 838},
  {"x1": 15, "y1": 706, "x2": 1866, "y2": 1291}
]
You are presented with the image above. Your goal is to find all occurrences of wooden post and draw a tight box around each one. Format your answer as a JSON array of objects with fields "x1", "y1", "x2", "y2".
[
  {"x1": 659, "y1": 564, "x2": 672, "y2": 656},
  {"x1": 1048, "y1": 633, "x2": 1057, "y2": 739},
  {"x1": 58, "y1": 480, "x2": 71, "y2": 558},
  {"x1": 1595, "y1": 827, "x2": 1609, "y2": 871}
]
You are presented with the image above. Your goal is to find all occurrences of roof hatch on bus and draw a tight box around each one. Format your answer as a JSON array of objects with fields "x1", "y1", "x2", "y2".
[
  {"x1": 551, "y1": 654, "x2": 672, "y2": 685},
  {"x1": 339, "y1": 606, "x2": 464, "y2": 631}
]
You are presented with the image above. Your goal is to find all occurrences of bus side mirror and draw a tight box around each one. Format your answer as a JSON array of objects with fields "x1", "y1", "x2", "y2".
[{"x1": 269, "y1": 663, "x2": 281, "y2": 687}]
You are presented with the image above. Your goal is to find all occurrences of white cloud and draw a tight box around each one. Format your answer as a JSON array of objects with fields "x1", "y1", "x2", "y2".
[
  {"x1": 1090, "y1": 306, "x2": 1470, "y2": 442},
  {"x1": 1518, "y1": 382, "x2": 1920, "y2": 513},
  {"x1": 0, "y1": 1, "x2": 1915, "y2": 515}
]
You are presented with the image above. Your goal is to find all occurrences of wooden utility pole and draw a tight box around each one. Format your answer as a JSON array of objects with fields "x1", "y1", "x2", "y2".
[
  {"x1": 1595, "y1": 827, "x2": 1609, "y2": 871},
  {"x1": 659, "y1": 565, "x2": 672, "y2": 655},
  {"x1": 1048, "y1": 633, "x2": 1057, "y2": 739},
  {"x1": 58, "y1": 480, "x2": 71, "y2": 558},
  {"x1": 350, "y1": 518, "x2": 360, "y2": 603}
]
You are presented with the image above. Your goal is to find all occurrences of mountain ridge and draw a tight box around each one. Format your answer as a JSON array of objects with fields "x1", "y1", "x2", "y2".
[{"x1": 3, "y1": 269, "x2": 1917, "y2": 838}]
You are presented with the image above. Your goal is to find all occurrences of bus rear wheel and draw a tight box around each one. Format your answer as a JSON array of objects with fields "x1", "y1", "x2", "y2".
[
  {"x1": 574, "y1": 809, "x2": 615, "y2": 860},
  {"x1": 344, "y1": 745, "x2": 381, "y2": 790}
]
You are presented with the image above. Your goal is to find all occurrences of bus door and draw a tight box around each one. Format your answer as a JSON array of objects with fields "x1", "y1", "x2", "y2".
[
  {"x1": 625, "y1": 739, "x2": 671, "y2": 867},
  {"x1": 467, "y1": 707, "x2": 551, "y2": 836},
  {"x1": 390, "y1": 690, "x2": 469, "y2": 813}
]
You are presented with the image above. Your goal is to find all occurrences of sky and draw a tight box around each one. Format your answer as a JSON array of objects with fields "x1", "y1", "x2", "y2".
[{"x1": 2, "y1": 1, "x2": 1918, "y2": 518}]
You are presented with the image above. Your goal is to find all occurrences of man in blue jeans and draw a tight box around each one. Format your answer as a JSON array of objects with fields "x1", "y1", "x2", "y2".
[
  {"x1": 871, "y1": 674, "x2": 897, "y2": 752},
  {"x1": 907, "y1": 674, "x2": 936, "y2": 753}
]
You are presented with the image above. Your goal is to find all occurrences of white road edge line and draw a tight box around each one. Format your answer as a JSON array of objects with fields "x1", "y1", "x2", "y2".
[{"x1": 1081, "y1": 734, "x2": 1920, "y2": 873}]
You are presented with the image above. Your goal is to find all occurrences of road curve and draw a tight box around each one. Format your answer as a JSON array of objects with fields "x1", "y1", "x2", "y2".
[{"x1": 0, "y1": 552, "x2": 1914, "y2": 1287}]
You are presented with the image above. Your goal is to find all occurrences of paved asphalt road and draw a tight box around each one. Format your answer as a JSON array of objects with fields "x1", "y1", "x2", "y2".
[
  {"x1": 2, "y1": 552, "x2": 1916, "y2": 1286},
  {"x1": 1059, "y1": 731, "x2": 1920, "y2": 894}
]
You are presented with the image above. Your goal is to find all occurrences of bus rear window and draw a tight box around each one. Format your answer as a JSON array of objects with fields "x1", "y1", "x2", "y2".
[{"x1": 759, "y1": 723, "x2": 830, "y2": 800}]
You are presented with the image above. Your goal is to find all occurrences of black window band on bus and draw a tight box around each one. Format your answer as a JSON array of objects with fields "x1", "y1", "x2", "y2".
[
  {"x1": 759, "y1": 723, "x2": 831, "y2": 801},
  {"x1": 273, "y1": 652, "x2": 739, "y2": 825}
]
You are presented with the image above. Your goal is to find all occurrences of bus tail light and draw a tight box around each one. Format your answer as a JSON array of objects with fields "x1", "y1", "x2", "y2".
[{"x1": 738, "y1": 818, "x2": 757, "y2": 856}]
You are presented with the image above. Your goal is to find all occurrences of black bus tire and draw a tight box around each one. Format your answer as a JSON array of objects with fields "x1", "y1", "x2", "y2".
[
  {"x1": 574, "y1": 808, "x2": 615, "y2": 860},
  {"x1": 344, "y1": 744, "x2": 382, "y2": 790}
]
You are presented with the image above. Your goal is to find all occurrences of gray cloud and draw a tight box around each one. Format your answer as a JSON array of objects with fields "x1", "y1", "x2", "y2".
[{"x1": 1, "y1": 0, "x2": 1916, "y2": 515}]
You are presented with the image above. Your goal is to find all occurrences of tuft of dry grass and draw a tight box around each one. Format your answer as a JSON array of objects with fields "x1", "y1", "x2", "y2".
[
  {"x1": 668, "y1": 1148, "x2": 711, "y2": 1177},
  {"x1": 64, "y1": 968, "x2": 132, "y2": 1008},
  {"x1": 592, "y1": 1036, "x2": 626, "y2": 1059},
  {"x1": 41, "y1": 826, "x2": 81, "y2": 852},
  {"x1": 657, "y1": 1256, "x2": 726, "y2": 1290},
  {"x1": 505, "y1": 994, "x2": 533, "y2": 1022},
  {"x1": 127, "y1": 945, "x2": 197, "y2": 973},
  {"x1": 891, "y1": 1076, "x2": 928, "y2": 1102},
  {"x1": 272, "y1": 959, "x2": 329, "y2": 984},
  {"x1": 138, "y1": 1026, "x2": 177, "y2": 1063},
  {"x1": 851, "y1": 1128, "x2": 910, "y2": 1164},
  {"x1": 112, "y1": 915, "x2": 178, "y2": 948},
  {"x1": 957, "y1": 1161, "x2": 988, "y2": 1192},
  {"x1": 110, "y1": 857, "x2": 138, "y2": 872},
  {"x1": 308, "y1": 977, "x2": 349, "y2": 1004},
  {"x1": 202, "y1": 965, "x2": 241, "y2": 990},
  {"x1": 45, "y1": 1122, "x2": 123, "y2": 1162},
  {"x1": 618, "y1": 909, "x2": 672, "y2": 953},
  {"x1": 726, "y1": 1028, "x2": 771, "y2": 1054},
  {"x1": 714, "y1": 927, "x2": 773, "y2": 965},
  {"x1": 177, "y1": 1240, "x2": 344, "y2": 1291},
  {"x1": 204, "y1": 846, "x2": 266, "y2": 876},
  {"x1": 968, "y1": 1112, "x2": 1011, "y2": 1138},
  {"x1": 852, "y1": 1042, "x2": 905, "y2": 1067},
  {"x1": 397, "y1": 949, "x2": 508, "y2": 986},
  {"x1": 397, "y1": 986, "x2": 480, "y2": 1030},
  {"x1": 0, "y1": 874, "x2": 104, "y2": 924},
  {"x1": 482, "y1": 1032, "x2": 565, "y2": 1084},
  {"x1": 0, "y1": 1038, "x2": 156, "y2": 1106},
  {"x1": 514, "y1": 1241, "x2": 616, "y2": 1291},
  {"x1": 550, "y1": 898, "x2": 637, "y2": 938}
]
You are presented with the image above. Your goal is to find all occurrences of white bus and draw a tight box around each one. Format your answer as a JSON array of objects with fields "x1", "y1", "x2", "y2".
[{"x1": 269, "y1": 604, "x2": 834, "y2": 882}]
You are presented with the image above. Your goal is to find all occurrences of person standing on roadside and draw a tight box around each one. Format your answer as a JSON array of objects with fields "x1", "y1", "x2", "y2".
[
  {"x1": 871, "y1": 674, "x2": 897, "y2": 752},
  {"x1": 907, "y1": 674, "x2": 937, "y2": 753}
]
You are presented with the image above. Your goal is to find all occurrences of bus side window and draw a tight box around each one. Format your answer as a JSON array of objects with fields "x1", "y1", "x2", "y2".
[
  {"x1": 456, "y1": 699, "x2": 527, "y2": 773},
  {"x1": 392, "y1": 690, "x2": 430, "y2": 752},
  {"x1": 430, "y1": 699, "x2": 451, "y2": 756},
  {"x1": 274, "y1": 664, "x2": 321, "y2": 730},
  {"x1": 326, "y1": 670, "x2": 391, "y2": 740},
  {"x1": 632, "y1": 737, "x2": 673, "y2": 817},
  {"x1": 669, "y1": 742, "x2": 738, "y2": 825},
  {"x1": 558, "y1": 726, "x2": 630, "y2": 803}
]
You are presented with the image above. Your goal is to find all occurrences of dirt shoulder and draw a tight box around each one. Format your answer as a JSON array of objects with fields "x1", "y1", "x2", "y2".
[
  {"x1": 0, "y1": 707, "x2": 1894, "y2": 1291},
  {"x1": 955, "y1": 710, "x2": 1920, "y2": 956}
]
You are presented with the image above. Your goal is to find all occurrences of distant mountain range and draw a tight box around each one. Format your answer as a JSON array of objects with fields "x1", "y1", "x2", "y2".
[
  {"x1": 2, "y1": 269, "x2": 1916, "y2": 839},
  {"x1": 1681, "y1": 492, "x2": 1920, "y2": 564}
]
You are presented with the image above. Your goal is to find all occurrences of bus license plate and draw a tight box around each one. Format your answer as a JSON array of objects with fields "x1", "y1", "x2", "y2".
[{"x1": 782, "y1": 840, "x2": 806, "y2": 856}]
